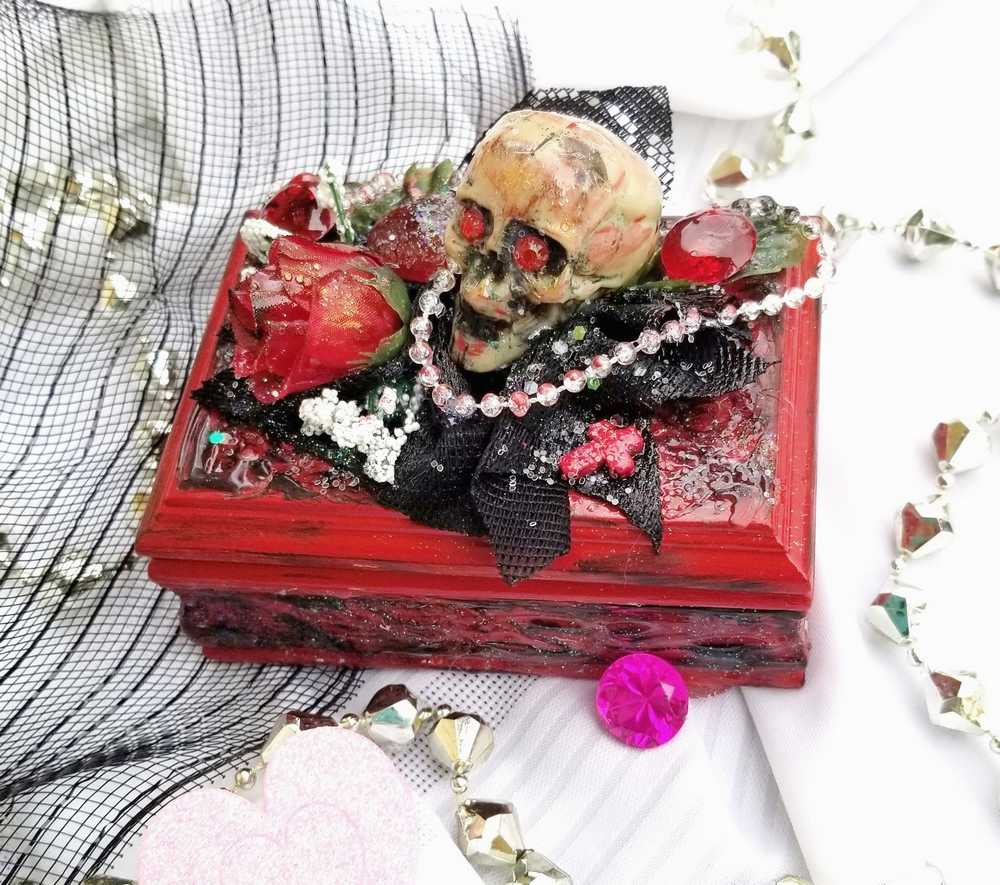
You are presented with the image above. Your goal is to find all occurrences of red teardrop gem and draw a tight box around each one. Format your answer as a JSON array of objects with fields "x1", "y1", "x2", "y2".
[{"x1": 660, "y1": 208, "x2": 757, "y2": 285}]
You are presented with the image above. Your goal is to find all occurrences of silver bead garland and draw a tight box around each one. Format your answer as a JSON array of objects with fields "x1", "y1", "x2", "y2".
[
  {"x1": 410, "y1": 200, "x2": 836, "y2": 419},
  {"x1": 866, "y1": 411, "x2": 1000, "y2": 797}
]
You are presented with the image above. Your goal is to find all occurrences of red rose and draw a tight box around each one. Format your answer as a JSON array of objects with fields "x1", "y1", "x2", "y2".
[
  {"x1": 263, "y1": 172, "x2": 335, "y2": 240},
  {"x1": 229, "y1": 236, "x2": 410, "y2": 403}
]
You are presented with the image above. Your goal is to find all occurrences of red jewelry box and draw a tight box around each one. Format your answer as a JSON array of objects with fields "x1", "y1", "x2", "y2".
[{"x1": 137, "y1": 238, "x2": 820, "y2": 694}]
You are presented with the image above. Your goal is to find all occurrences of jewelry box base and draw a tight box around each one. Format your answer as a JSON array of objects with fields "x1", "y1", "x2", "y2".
[{"x1": 176, "y1": 588, "x2": 808, "y2": 694}]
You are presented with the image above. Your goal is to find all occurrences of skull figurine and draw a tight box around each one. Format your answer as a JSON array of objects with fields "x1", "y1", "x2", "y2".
[{"x1": 444, "y1": 110, "x2": 663, "y2": 372}]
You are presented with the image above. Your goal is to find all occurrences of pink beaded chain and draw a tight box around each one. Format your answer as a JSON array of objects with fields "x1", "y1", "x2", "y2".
[{"x1": 408, "y1": 201, "x2": 836, "y2": 418}]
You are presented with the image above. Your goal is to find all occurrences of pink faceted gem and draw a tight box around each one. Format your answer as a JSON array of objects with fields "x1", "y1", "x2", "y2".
[{"x1": 595, "y1": 653, "x2": 689, "y2": 749}]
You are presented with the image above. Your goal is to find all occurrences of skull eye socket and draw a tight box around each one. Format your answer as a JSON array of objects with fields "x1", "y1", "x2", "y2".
[{"x1": 458, "y1": 203, "x2": 489, "y2": 242}]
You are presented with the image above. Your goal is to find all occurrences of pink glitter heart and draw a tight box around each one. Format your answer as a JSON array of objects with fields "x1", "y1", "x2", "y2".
[{"x1": 138, "y1": 727, "x2": 418, "y2": 885}]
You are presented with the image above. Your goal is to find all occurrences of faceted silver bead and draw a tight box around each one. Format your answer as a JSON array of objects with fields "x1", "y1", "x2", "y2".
[
  {"x1": 932, "y1": 418, "x2": 991, "y2": 474},
  {"x1": 895, "y1": 501, "x2": 953, "y2": 558},
  {"x1": 771, "y1": 99, "x2": 816, "y2": 166},
  {"x1": 866, "y1": 580, "x2": 917, "y2": 645},
  {"x1": 706, "y1": 151, "x2": 756, "y2": 191},
  {"x1": 900, "y1": 209, "x2": 958, "y2": 261},
  {"x1": 428, "y1": 712, "x2": 494, "y2": 773},
  {"x1": 761, "y1": 30, "x2": 801, "y2": 73},
  {"x1": 456, "y1": 799, "x2": 525, "y2": 866},
  {"x1": 363, "y1": 684, "x2": 422, "y2": 748},
  {"x1": 925, "y1": 670, "x2": 986, "y2": 734},
  {"x1": 513, "y1": 849, "x2": 573, "y2": 885},
  {"x1": 262, "y1": 711, "x2": 302, "y2": 763},
  {"x1": 985, "y1": 244, "x2": 1000, "y2": 293}
]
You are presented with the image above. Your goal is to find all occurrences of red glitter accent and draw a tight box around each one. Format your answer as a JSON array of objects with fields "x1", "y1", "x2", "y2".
[
  {"x1": 512, "y1": 233, "x2": 550, "y2": 272},
  {"x1": 559, "y1": 420, "x2": 645, "y2": 480},
  {"x1": 660, "y1": 208, "x2": 757, "y2": 284},
  {"x1": 458, "y1": 204, "x2": 486, "y2": 241}
]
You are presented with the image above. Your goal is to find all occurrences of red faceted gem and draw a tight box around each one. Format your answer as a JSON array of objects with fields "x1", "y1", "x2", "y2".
[
  {"x1": 512, "y1": 233, "x2": 550, "y2": 273},
  {"x1": 366, "y1": 193, "x2": 453, "y2": 283},
  {"x1": 264, "y1": 172, "x2": 333, "y2": 241},
  {"x1": 660, "y1": 208, "x2": 757, "y2": 284},
  {"x1": 458, "y1": 204, "x2": 486, "y2": 242}
]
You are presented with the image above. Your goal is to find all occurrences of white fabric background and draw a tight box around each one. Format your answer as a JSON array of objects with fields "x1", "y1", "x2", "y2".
[{"x1": 93, "y1": 1, "x2": 1000, "y2": 882}]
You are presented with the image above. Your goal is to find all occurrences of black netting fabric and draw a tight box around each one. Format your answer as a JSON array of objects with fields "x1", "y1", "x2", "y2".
[{"x1": 0, "y1": 0, "x2": 531, "y2": 879}]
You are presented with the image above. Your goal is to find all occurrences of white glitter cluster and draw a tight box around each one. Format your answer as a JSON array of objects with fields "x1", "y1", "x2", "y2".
[{"x1": 298, "y1": 387, "x2": 420, "y2": 485}]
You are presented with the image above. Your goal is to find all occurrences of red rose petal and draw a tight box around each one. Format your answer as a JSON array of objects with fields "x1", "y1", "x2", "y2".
[{"x1": 263, "y1": 172, "x2": 334, "y2": 241}]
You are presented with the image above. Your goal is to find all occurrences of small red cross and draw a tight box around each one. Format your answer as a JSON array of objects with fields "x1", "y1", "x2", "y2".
[{"x1": 559, "y1": 420, "x2": 645, "y2": 481}]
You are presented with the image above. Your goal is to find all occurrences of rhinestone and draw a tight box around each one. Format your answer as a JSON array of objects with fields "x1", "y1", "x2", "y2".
[
  {"x1": 900, "y1": 209, "x2": 958, "y2": 261},
  {"x1": 682, "y1": 306, "x2": 701, "y2": 333},
  {"x1": 589, "y1": 355, "x2": 612, "y2": 378},
  {"x1": 513, "y1": 849, "x2": 573, "y2": 885},
  {"x1": 509, "y1": 391, "x2": 530, "y2": 417},
  {"x1": 613, "y1": 342, "x2": 637, "y2": 365},
  {"x1": 866, "y1": 581, "x2": 916, "y2": 645},
  {"x1": 636, "y1": 329, "x2": 661, "y2": 354},
  {"x1": 719, "y1": 304, "x2": 739, "y2": 325},
  {"x1": 452, "y1": 393, "x2": 477, "y2": 418},
  {"x1": 480, "y1": 393, "x2": 503, "y2": 418},
  {"x1": 706, "y1": 151, "x2": 756, "y2": 190},
  {"x1": 418, "y1": 364, "x2": 441, "y2": 388},
  {"x1": 409, "y1": 316, "x2": 432, "y2": 337},
  {"x1": 431, "y1": 268, "x2": 455, "y2": 291},
  {"x1": 896, "y1": 501, "x2": 953, "y2": 558},
  {"x1": 418, "y1": 290, "x2": 443, "y2": 314},
  {"x1": 363, "y1": 684, "x2": 422, "y2": 748},
  {"x1": 428, "y1": 712, "x2": 494, "y2": 773},
  {"x1": 986, "y1": 244, "x2": 1000, "y2": 293},
  {"x1": 563, "y1": 369, "x2": 587, "y2": 393},
  {"x1": 740, "y1": 300, "x2": 761, "y2": 320},
  {"x1": 926, "y1": 670, "x2": 986, "y2": 734},
  {"x1": 771, "y1": 99, "x2": 816, "y2": 165},
  {"x1": 803, "y1": 277, "x2": 824, "y2": 299},
  {"x1": 932, "y1": 419, "x2": 991, "y2": 472},
  {"x1": 761, "y1": 293, "x2": 783, "y2": 316},
  {"x1": 408, "y1": 341, "x2": 433, "y2": 365},
  {"x1": 784, "y1": 287, "x2": 806, "y2": 308},
  {"x1": 537, "y1": 383, "x2": 559, "y2": 406},
  {"x1": 456, "y1": 800, "x2": 525, "y2": 867},
  {"x1": 761, "y1": 30, "x2": 801, "y2": 72},
  {"x1": 662, "y1": 321, "x2": 683, "y2": 343},
  {"x1": 431, "y1": 383, "x2": 454, "y2": 408},
  {"x1": 781, "y1": 206, "x2": 801, "y2": 225}
]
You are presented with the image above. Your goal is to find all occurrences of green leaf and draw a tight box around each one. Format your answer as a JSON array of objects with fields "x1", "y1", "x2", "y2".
[
  {"x1": 734, "y1": 219, "x2": 808, "y2": 278},
  {"x1": 349, "y1": 190, "x2": 403, "y2": 237},
  {"x1": 402, "y1": 159, "x2": 455, "y2": 198}
]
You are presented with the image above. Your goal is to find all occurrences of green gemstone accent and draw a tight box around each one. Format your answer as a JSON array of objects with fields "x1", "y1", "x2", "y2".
[
  {"x1": 208, "y1": 430, "x2": 226, "y2": 445},
  {"x1": 586, "y1": 378, "x2": 601, "y2": 391},
  {"x1": 572, "y1": 325, "x2": 587, "y2": 341},
  {"x1": 874, "y1": 592, "x2": 910, "y2": 639}
]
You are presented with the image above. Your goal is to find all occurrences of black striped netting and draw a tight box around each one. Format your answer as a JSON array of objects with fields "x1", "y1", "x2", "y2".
[{"x1": 0, "y1": 0, "x2": 527, "y2": 879}]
